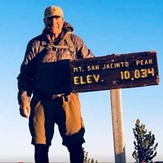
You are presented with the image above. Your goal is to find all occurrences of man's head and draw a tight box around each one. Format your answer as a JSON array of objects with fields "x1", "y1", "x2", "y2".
[{"x1": 43, "y1": 6, "x2": 64, "y2": 37}]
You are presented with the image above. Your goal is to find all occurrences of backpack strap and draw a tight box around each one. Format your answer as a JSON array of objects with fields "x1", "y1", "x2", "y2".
[
  {"x1": 65, "y1": 32, "x2": 76, "y2": 59},
  {"x1": 58, "y1": 32, "x2": 76, "y2": 59}
]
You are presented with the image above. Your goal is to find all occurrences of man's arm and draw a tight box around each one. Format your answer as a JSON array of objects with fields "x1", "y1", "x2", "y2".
[
  {"x1": 17, "y1": 40, "x2": 37, "y2": 117},
  {"x1": 17, "y1": 43, "x2": 34, "y2": 102}
]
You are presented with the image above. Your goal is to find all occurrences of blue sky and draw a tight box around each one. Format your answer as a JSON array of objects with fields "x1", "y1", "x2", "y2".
[{"x1": 0, "y1": 0, "x2": 162, "y2": 162}]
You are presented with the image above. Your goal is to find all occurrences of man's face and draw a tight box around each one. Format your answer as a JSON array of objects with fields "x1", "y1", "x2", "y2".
[{"x1": 44, "y1": 16, "x2": 64, "y2": 35}]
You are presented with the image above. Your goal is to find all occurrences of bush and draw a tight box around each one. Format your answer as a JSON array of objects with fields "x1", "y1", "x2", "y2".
[{"x1": 83, "y1": 147, "x2": 98, "y2": 163}]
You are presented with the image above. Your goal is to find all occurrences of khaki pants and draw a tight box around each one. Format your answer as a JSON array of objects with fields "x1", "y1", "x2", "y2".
[{"x1": 29, "y1": 93, "x2": 85, "y2": 146}]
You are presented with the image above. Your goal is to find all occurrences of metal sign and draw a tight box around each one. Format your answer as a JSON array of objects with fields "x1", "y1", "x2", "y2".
[{"x1": 70, "y1": 51, "x2": 159, "y2": 93}]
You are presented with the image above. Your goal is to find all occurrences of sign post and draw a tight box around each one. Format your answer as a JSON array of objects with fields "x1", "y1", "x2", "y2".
[
  {"x1": 110, "y1": 89, "x2": 126, "y2": 163},
  {"x1": 35, "y1": 50, "x2": 159, "y2": 163},
  {"x1": 69, "y1": 50, "x2": 159, "y2": 163}
]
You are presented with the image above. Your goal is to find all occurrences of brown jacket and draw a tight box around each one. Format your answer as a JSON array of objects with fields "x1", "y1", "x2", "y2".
[{"x1": 17, "y1": 22, "x2": 94, "y2": 104}]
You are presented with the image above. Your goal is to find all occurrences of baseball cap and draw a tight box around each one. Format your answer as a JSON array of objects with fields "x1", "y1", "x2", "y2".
[{"x1": 44, "y1": 6, "x2": 64, "y2": 19}]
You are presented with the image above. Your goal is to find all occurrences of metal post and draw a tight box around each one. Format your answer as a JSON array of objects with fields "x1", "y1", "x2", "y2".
[{"x1": 110, "y1": 89, "x2": 126, "y2": 163}]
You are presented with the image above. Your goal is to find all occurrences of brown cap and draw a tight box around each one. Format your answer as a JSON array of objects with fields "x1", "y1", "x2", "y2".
[{"x1": 44, "y1": 6, "x2": 63, "y2": 19}]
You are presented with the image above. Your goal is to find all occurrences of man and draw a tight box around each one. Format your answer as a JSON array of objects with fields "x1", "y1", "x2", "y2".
[{"x1": 17, "y1": 5, "x2": 94, "y2": 163}]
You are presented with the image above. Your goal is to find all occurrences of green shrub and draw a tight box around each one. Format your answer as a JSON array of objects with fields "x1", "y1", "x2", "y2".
[{"x1": 83, "y1": 147, "x2": 98, "y2": 163}]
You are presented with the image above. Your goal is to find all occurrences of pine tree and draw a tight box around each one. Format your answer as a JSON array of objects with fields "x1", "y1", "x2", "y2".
[{"x1": 132, "y1": 119, "x2": 158, "y2": 163}]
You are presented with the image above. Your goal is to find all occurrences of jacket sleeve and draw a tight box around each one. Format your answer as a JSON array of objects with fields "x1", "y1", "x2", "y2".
[
  {"x1": 17, "y1": 40, "x2": 38, "y2": 104},
  {"x1": 71, "y1": 34, "x2": 94, "y2": 59}
]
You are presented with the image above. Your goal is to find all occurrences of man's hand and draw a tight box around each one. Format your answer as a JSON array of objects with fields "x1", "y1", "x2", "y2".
[{"x1": 19, "y1": 101, "x2": 30, "y2": 118}]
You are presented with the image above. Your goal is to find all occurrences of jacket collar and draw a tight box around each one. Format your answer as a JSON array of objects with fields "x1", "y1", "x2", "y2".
[{"x1": 40, "y1": 28, "x2": 65, "y2": 46}]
